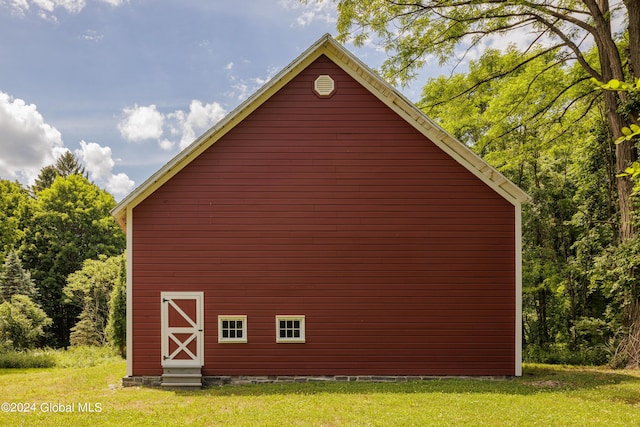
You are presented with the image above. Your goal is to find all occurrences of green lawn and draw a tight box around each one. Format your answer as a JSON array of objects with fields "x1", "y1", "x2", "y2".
[{"x1": 1, "y1": 361, "x2": 639, "y2": 426}]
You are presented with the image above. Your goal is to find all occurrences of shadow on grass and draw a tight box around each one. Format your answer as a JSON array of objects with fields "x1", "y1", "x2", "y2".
[{"x1": 169, "y1": 364, "x2": 640, "y2": 398}]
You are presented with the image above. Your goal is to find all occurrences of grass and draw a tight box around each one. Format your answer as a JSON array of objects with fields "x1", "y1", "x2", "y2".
[
  {"x1": 0, "y1": 359, "x2": 639, "y2": 426},
  {"x1": 0, "y1": 346, "x2": 123, "y2": 369}
]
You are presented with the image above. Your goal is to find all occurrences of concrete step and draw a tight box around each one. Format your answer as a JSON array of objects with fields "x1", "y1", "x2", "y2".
[
  {"x1": 163, "y1": 367, "x2": 202, "y2": 375},
  {"x1": 162, "y1": 367, "x2": 203, "y2": 390}
]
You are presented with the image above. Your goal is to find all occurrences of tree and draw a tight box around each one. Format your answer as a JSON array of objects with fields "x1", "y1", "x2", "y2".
[
  {"x1": 0, "y1": 250, "x2": 37, "y2": 302},
  {"x1": 70, "y1": 309, "x2": 101, "y2": 347},
  {"x1": 31, "y1": 151, "x2": 87, "y2": 194},
  {"x1": 0, "y1": 180, "x2": 34, "y2": 259},
  {"x1": 31, "y1": 166, "x2": 59, "y2": 195},
  {"x1": 333, "y1": 0, "x2": 639, "y2": 241},
  {"x1": 0, "y1": 295, "x2": 52, "y2": 350},
  {"x1": 64, "y1": 255, "x2": 123, "y2": 347},
  {"x1": 20, "y1": 175, "x2": 125, "y2": 347},
  {"x1": 106, "y1": 255, "x2": 126, "y2": 357}
]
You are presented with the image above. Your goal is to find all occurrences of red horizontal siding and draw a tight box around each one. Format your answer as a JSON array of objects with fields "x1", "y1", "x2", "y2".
[{"x1": 131, "y1": 55, "x2": 516, "y2": 377}]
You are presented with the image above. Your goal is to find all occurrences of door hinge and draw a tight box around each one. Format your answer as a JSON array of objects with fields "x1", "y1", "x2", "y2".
[
  {"x1": 163, "y1": 355, "x2": 169, "y2": 360},
  {"x1": 162, "y1": 298, "x2": 169, "y2": 303}
]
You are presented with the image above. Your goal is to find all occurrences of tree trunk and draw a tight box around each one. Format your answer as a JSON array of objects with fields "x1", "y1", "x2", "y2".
[
  {"x1": 616, "y1": 141, "x2": 637, "y2": 242},
  {"x1": 625, "y1": 1, "x2": 640, "y2": 81}
]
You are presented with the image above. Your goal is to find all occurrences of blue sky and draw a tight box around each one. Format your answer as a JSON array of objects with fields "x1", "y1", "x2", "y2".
[
  {"x1": 0, "y1": 0, "x2": 534, "y2": 200},
  {"x1": 0, "y1": 1, "x2": 348, "y2": 198}
]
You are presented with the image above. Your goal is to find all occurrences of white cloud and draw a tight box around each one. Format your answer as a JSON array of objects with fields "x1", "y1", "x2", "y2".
[
  {"x1": 99, "y1": 0, "x2": 126, "y2": 6},
  {"x1": 0, "y1": 91, "x2": 133, "y2": 196},
  {"x1": 0, "y1": 91, "x2": 66, "y2": 184},
  {"x1": 75, "y1": 140, "x2": 113, "y2": 180},
  {"x1": 75, "y1": 140, "x2": 134, "y2": 196},
  {"x1": 118, "y1": 104, "x2": 164, "y2": 142},
  {"x1": 33, "y1": 0, "x2": 86, "y2": 13},
  {"x1": 106, "y1": 173, "x2": 135, "y2": 196},
  {"x1": 158, "y1": 139, "x2": 174, "y2": 151},
  {"x1": 278, "y1": 0, "x2": 336, "y2": 27},
  {"x1": 168, "y1": 100, "x2": 227, "y2": 149},
  {"x1": 119, "y1": 100, "x2": 226, "y2": 151},
  {"x1": 3, "y1": 0, "x2": 126, "y2": 18},
  {"x1": 81, "y1": 29, "x2": 104, "y2": 42},
  {"x1": 225, "y1": 65, "x2": 279, "y2": 101}
]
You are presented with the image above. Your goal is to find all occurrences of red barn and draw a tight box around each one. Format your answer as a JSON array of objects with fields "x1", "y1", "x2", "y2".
[{"x1": 112, "y1": 34, "x2": 529, "y2": 388}]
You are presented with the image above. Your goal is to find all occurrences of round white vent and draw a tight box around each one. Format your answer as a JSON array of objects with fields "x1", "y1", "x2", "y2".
[{"x1": 314, "y1": 75, "x2": 335, "y2": 96}]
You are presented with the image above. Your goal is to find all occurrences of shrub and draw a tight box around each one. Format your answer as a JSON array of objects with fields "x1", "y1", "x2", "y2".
[
  {"x1": 523, "y1": 344, "x2": 610, "y2": 365},
  {"x1": 0, "y1": 294, "x2": 52, "y2": 350}
]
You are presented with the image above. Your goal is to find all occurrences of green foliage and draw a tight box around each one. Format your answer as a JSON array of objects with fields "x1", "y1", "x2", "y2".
[
  {"x1": 69, "y1": 309, "x2": 101, "y2": 347},
  {"x1": 0, "y1": 180, "x2": 34, "y2": 259},
  {"x1": 0, "y1": 346, "x2": 120, "y2": 369},
  {"x1": 20, "y1": 175, "x2": 125, "y2": 347},
  {"x1": 523, "y1": 344, "x2": 610, "y2": 366},
  {"x1": 334, "y1": 1, "x2": 634, "y2": 89},
  {"x1": 0, "y1": 350, "x2": 56, "y2": 369},
  {"x1": 0, "y1": 295, "x2": 52, "y2": 350},
  {"x1": 0, "y1": 250, "x2": 37, "y2": 301},
  {"x1": 31, "y1": 165, "x2": 58, "y2": 195},
  {"x1": 106, "y1": 255, "x2": 126, "y2": 357},
  {"x1": 31, "y1": 151, "x2": 88, "y2": 193},
  {"x1": 591, "y1": 237, "x2": 640, "y2": 312},
  {"x1": 64, "y1": 254, "x2": 123, "y2": 347},
  {"x1": 592, "y1": 78, "x2": 640, "y2": 92}
]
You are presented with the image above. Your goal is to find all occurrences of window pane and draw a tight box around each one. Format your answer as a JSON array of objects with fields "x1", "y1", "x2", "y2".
[
  {"x1": 222, "y1": 330, "x2": 228, "y2": 338},
  {"x1": 280, "y1": 330, "x2": 286, "y2": 338},
  {"x1": 287, "y1": 320, "x2": 293, "y2": 328},
  {"x1": 237, "y1": 321, "x2": 243, "y2": 328},
  {"x1": 294, "y1": 330, "x2": 300, "y2": 338},
  {"x1": 280, "y1": 321, "x2": 286, "y2": 329},
  {"x1": 237, "y1": 330, "x2": 243, "y2": 338},
  {"x1": 293, "y1": 320, "x2": 300, "y2": 328},
  {"x1": 230, "y1": 330, "x2": 236, "y2": 338},
  {"x1": 222, "y1": 320, "x2": 228, "y2": 329}
]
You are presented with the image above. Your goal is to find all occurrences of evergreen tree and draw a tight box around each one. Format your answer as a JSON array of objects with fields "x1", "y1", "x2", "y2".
[
  {"x1": 69, "y1": 309, "x2": 101, "y2": 347},
  {"x1": 55, "y1": 151, "x2": 87, "y2": 178},
  {"x1": 0, "y1": 250, "x2": 37, "y2": 302},
  {"x1": 31, "y1": 166, "x2": 58, "y2": 194},
  {"x1": 31, "y1": 151, "x2": 87, "y2": 194}
]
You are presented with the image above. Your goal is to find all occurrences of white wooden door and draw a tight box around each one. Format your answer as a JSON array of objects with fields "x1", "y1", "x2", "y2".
[{"x1": 161, "y1": 292, "x2": 204, "y2": 367}]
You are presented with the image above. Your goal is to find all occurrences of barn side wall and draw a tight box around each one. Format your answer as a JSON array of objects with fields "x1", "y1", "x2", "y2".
[{"x1": 131, "y1": 55, "x2": 516, "y2": 376}]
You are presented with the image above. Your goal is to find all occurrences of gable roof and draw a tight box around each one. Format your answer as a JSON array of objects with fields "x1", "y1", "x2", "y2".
[{"x1": 112, "y1": 34, "x2": 530, "y2": 229}]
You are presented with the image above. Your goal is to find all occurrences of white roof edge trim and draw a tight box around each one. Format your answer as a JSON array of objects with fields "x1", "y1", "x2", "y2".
[{"x1": 112, "y1": 33, "x2": 530, "y2": 226}]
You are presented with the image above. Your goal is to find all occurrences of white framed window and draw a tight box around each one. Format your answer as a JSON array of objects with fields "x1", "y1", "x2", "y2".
[
  {"x1": 276, "y1": 315, "x2": 305, "y2": 343},
  {"x1": 218, "y1": 315, "x2": 247, "y2": 343}
]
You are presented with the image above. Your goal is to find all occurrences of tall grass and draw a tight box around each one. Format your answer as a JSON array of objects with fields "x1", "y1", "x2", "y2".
[{"x1": 0, "y1": 346, "x2": 121, "y2": 369}]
